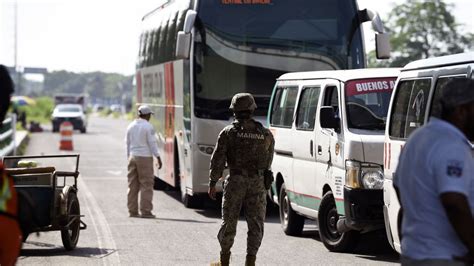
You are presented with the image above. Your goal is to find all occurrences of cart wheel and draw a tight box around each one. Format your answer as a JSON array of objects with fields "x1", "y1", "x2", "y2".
[{"x1": 61, "y1": 192, "x2": 80, "y2": 250}]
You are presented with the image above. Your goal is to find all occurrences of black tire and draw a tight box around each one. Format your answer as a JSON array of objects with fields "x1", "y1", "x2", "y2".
[
  {"x1": 279, "y1": 183, "x2": 304, "y2": 236},
  {"x1": 318, "y1": 191, "x2": 359, "y2": 252},
  {"x1": 182, "y1": 193, "x2": 203, "y2": 209},
  {"x1": 61, "y1": 192, "x2": 81, "y2": 251},
  {"x1": 22, "y1": 233, "x2": 29, "y2": 242},
  {"x1": 80, "y1": 127, "x2": 86, "y2": 133},
  {"x1": 52, "y1": 124, "x2": 59, "y2": 132},
  {"x1": 153, "y1": 176, "x2": 168, "y2": 190}
]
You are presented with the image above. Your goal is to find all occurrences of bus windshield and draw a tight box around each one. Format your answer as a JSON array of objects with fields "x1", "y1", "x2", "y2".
[
  {"x1": 345, "y1": 78, "x2": 396, "y2": 130},
  {"x1": 195, "y1": 0, "x2": 364, "y2": 120}
]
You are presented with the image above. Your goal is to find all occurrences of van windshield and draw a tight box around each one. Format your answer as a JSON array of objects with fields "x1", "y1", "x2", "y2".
[{"x1": 345, "y1": 78, "x2": 396, "y2": 130}]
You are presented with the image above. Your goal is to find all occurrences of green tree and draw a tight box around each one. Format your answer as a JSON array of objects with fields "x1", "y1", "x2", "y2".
[
  {"x1": 369, "y1": 0, "x2": 474, "y2": 67},
  {"x1": 43, "y1": 71, "x2": 133, "y2": 101}
]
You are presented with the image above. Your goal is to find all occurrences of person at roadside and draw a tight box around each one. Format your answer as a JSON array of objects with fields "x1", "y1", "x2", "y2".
[
  {"x1": 394, "y1": 78, "x2": 474, "y2": 265},
  {"x1": 0, "y1": 64, "x2": 22, "y2": 266},
  {"x1": 208, "y1": 93, "x2": 275, "y2": 266},
  {"x1": 126, "y1": 105, "x2": 162, "y2": 218}
]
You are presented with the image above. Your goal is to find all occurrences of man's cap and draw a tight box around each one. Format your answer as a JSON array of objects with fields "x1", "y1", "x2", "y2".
[
  {"x1": 441, "y1": 78, "x2": 474, "y2": 108},
  {"x1": 229, "y1": 93, "x2": 257, "y2": 112},
  {"x1": 138, "y1": 105, "x2": 154, "y2": 115}
]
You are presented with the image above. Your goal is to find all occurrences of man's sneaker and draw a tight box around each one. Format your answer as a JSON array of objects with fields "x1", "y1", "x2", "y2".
[
  {"x1": 141, "y1": 213, "x2": 156, "y2": 219},
  {"x1": 129, "y1": 212, "x2": 140, "y2": 218}
]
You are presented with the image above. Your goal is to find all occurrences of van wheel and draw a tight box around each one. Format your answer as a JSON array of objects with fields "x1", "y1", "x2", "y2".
[
  {"x1": 279, "y1": 183, "x2": 304, "y2": 236},
  {"x1": 318, "y1": 191, "x2": 359, "y2": 252}
]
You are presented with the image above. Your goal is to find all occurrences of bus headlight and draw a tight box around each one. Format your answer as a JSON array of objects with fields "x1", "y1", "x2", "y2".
[{"x1": 345, "y1": 160, "x2": 384, "y2": 190}]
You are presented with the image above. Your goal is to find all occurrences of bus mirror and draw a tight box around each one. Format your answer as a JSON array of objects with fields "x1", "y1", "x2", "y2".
[
  {"x1": 375, "y1": 33, "x2": 391, "y2": 59},
  {"x1": 176, "y1": 31, "x2": 191, "y2": 59},
  {"x1": 320, "y1": 106, "x2": 340, "y2": 132},
  {"x1": 183, "y1": 10, "x2": 197, "y2": 34},
  {"x1": 368, "y1": 10, "x2": 384, "y2": 34}
]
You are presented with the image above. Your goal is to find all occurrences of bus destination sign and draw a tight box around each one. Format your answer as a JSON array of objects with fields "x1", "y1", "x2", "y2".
[{"x1": 222, "y1": 0, "x2": 272, "y2": 5}]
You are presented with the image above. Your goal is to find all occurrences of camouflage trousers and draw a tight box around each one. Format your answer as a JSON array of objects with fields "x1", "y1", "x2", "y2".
[{"x1": 218, "y1": 173, "x2": 267, "y2": 256}]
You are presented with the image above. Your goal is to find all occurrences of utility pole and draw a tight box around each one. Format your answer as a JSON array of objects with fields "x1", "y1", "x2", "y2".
[{"x1": 14, "y1": 0, "x2": 20, "y2": 94}]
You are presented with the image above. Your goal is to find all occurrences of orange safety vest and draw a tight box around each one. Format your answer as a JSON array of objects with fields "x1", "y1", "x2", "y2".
[{"x1": 0, "y1": 162, "x2": 18, "y2": 218}]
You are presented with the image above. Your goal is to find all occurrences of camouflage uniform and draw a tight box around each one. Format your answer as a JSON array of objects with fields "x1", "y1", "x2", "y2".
[{"x1": 209, "y1": 93, "x2": 274, "y2": 263}]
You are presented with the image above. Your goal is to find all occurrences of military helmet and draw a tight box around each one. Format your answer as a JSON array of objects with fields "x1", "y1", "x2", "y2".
[{"x1": 229, "y1": 93, "x2": 257, "y2": 112}]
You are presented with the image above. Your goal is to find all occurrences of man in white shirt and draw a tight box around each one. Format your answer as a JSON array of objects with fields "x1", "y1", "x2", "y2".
[
  {"x1": 126, "y1": 105, "x2": 162, "y2": 218},
  {"x1": 394, "y1": 78, "x2": 474, "y2": 265}
]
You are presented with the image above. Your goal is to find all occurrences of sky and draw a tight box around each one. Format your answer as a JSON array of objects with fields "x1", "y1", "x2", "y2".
[{"x1": 0, "y1": 0, "x2": 473, "y2": 76}]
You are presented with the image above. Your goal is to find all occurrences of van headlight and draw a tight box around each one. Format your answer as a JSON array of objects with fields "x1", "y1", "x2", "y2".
[{"x1": 345, "y1": 160, "x2": 384, "y2": 190}]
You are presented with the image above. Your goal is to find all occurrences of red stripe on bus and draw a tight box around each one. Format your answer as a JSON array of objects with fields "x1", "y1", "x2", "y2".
[{"x1": 164, "y1": 63, "x2": 176, "y2": 185}]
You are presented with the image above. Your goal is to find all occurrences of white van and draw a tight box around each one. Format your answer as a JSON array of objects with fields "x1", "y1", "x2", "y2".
[
  {"x1": 268, "y1": 68, "x2": 400, "y2": 252},
  {"x1": 383, "y1": 52, "x2": 474, "y2": 253}
]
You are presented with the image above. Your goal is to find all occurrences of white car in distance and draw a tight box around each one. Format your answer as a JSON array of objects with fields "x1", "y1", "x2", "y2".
[{"x1": 51, "y1": 104, "x2": 87, "y2": 133}]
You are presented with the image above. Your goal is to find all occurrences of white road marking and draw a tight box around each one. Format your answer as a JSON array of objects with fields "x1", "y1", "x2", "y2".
[
  {"x1": 79, "y1": 177, "x2": 121, "y2": 265},
  {"x1": 106, "y1": 170, "x2": 122, "y2": 176}
]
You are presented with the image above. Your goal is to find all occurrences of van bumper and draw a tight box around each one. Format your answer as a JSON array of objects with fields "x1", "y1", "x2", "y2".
[{"x1": 342, "y1": 187, "x2": 384, "y2": 231}]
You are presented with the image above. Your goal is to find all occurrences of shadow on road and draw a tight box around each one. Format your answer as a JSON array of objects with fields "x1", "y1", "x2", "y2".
[
  {"x1": 157, "y1": 182, "x2": 398, "y2": 263},
  {"x1": 156, "y1": 217, "x2": 216, "y2": 224},
  {"x1": 159, "y1": 186, "x2": 287, "y2": 225},
  {"x1": 352, "y1": 230, "x2": 400, "y2": 263},
  {"x1": 301, "y1": 228, "x2": 399, "y2": 263},
  {"x1": 20, "y1": 241, "x2": 117, "y2": 259},
  {"x1": 274, "y1": 220, "x2": 399, "y2": 264}
]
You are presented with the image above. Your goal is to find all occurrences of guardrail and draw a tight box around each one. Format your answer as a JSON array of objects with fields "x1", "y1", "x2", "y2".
[{"x1": 0, "y1": 115, "x2": 16, "y2": 157}]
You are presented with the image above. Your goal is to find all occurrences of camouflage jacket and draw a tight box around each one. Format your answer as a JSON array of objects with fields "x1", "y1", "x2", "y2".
[{"x1": 209, "y1": 118, "x2": 275, "y2": 186}]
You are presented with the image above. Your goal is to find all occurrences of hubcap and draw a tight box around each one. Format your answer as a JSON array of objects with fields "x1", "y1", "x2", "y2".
[
  {"x1": 281, "y1": 193, "x2": 289, "y2": 226},
  {"x1": 326, "y1": 207, "x2": 341, "y2": 240}
]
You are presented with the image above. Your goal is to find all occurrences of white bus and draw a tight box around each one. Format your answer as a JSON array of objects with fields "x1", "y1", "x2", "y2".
[{"x1": 136, "y1": 0, "x2": 390, "y2": 207}]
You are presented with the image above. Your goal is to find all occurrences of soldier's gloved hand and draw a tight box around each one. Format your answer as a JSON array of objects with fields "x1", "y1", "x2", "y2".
[{"x1": 208, "y1": 185, "x2": 217, "y2": 200}]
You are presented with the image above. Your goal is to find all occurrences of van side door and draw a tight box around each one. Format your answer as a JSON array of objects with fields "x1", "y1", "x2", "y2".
[
  {"x1": 292, "y1": 86, "x2": 322, "y2": 210},
  {"x1": 315, "y1": 82, "x2": 345, "y2": 211},
  {"x1": 269, "y1": 85, "x2": 299, "y2": 193}
]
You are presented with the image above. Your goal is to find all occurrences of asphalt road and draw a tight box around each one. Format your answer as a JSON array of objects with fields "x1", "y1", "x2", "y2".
[{"x1": 17, "y1": 115, "x2": 399, "y2": 265}]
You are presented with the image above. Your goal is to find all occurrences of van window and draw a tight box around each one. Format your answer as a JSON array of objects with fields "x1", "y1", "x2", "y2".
[
  {"x1": 296, "y1": 87, "x2": 321, "y2": 130},
  {"x1": 270, "y1": 87, "x2": 298, "y2": 128},
  {"x1": 345, "y1": 77, "x2": 396, "y2": 130},
  {"x1": 430, "y1": 76, "x2": 466, "y2": 118},
  {"x1": 389, "y1": 78, "x2": 431, "y2": 139},
  {"x1": 323, "y1": 86, "x2": 339, "y2": 114}
]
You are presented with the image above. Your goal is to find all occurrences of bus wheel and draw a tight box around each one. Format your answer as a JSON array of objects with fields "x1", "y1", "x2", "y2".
[
  {"x1": 182, "y1": 193, "x2": 203, "y2": 209},
  {"x1": 318, "y1": 191, "x2": 359, "y2": 252},
  {"x1": 279, "y1": 183, "x2": 304, "y2": 236},
  {"x1": 153, "y1": 176, "x2": 168, "y2": 190}
]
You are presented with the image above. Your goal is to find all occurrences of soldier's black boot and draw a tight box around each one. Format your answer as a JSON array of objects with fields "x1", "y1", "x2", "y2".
[
  {"x1": 220, "y1": 252, "x2": 231, "y2": 266},
  {"x1": 245, "y1": 255, "x2": 256, "y2": 266}
]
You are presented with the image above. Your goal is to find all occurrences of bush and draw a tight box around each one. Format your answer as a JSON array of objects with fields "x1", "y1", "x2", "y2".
[{"x1": 16, "y1": 97, "x2": 54, "y2": 125}]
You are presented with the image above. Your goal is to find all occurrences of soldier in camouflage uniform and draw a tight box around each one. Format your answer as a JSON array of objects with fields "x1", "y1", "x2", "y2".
[{"x1": 208, "y1": 93, "x2": 274, "y2": 266}]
